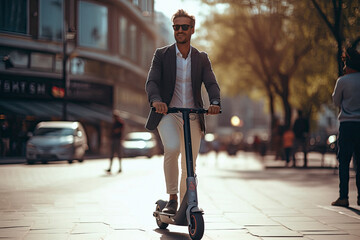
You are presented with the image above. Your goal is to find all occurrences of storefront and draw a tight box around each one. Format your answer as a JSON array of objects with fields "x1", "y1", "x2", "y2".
[{"x1": 0, "y1": 74, "x2": 115, "y2": 157}]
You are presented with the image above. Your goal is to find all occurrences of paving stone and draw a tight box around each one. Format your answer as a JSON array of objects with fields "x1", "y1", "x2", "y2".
[
  {"x1": 306, "y1": 235, "x2": 360, "y2": 240},
  {"x1": 0, "y1": 226, "x2": 28, "y2": 238},
  {"x1": 71, "y1": 222, "x2": 110, "y2": 234},
  {"x1": 104, "y1": 230, "x2": 151, "y2": 240},
  {"x1": 262, "y1": 238, "x2": 311, "y2": 240},
  {"x1": 205, "y1": 229, "x2": 261, "y2": 240},
  {"x1": 0, "y1": 220, "x2": 32, "y2": 228},
  {"x1": 23, "y1": 233, "x2": 69, "y2": 240},
  {"x1": 246, "y1": 226, "x2": 303, "y2": 237},
  {"x1": 282, "y1": 221, "x2": 338, "y2": 231},
  {"x1": 301, "y1": 230, "x2": 348, "y2": 235},
  {"x1": 68, "y1": 232, "x2": 108, "y2": 240},
  {"x1": 271, "y1": 216, "x2": 316, "y2": 224},
  {"x1": 205, "y1": 221, "x2": 244, "y2": 230},
  {"x1": 1, "y1": 154, "x2": 359, "y2": 239},
  {"x1": 225, "y1": 212, "x2": 278, "y2": 226},
  {"x1": 28, "y1": 228, "x2": 71, "y2": 234}
]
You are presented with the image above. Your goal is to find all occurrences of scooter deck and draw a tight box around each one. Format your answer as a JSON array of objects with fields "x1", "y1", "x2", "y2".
[{"x1": 153, "y1": 211, "x2": 175, "y2": 217}]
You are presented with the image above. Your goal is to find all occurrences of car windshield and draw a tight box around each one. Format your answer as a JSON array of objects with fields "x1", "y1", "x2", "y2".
[{"x1": 34, "y1": 127, "x2": 75, "y2": 136}]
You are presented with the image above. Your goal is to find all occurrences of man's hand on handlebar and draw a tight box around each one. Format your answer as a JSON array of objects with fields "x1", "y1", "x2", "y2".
[
  {"x1": 152, "y1": 101, "x2": 168, "y2": 115},
  {"x1": 207, "y1": 105, "x2": 221, "y2": 115}
]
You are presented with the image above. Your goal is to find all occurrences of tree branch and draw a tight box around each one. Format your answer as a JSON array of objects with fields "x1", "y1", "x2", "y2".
[{"x1": 310, "y1": 0, "x2": 336, "y2": 37}]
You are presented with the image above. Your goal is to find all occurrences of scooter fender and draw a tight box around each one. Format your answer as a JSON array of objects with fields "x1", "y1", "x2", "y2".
[
  {"x1": 155, "y1": 199, "x2": 168, "y2": 211},
  {"x1": 186, "y1": 205, "x2": 204, "y2": 226}
]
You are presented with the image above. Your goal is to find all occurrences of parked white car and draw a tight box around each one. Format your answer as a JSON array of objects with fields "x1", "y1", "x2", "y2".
[
  {"x1": 26, "y1": 121, "x2": 88, "y2": 164},
  {"x1": 122, "y1": 132, "x2": 159, "y2": 158}
]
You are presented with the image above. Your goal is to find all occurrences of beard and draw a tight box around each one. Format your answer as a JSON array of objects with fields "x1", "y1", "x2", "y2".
[
  {"x1": 176, "y1": 39, "x2": 188, "y2": 44},
  {"x1": 175, "y1": 34, "x2": 190, "y2": 44}
]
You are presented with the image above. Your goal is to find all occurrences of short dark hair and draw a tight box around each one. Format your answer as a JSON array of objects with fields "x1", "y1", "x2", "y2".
[
  {"x1": 344, "y1": 37, "x2": 360, "y2": 72},
  {"x1": 171, "y1": 9, "x2": 195, "y2": 27}
]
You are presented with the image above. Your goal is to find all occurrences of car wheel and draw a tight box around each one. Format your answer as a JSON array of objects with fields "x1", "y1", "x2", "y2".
[
  {"x1": 41, "y1": 160, "x2": 48, "y2": 164},
  {"x1": 68, "y1": 160, "x2": 73, "y2": 164},
  {"x1": 26, "y1": 159, "x2": 35, "y2": 165}
]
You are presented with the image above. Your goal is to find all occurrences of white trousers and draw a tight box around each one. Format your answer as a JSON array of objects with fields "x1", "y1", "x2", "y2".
[{"x1": 157, "y1": 113, "x2": 202, "y2": 202}]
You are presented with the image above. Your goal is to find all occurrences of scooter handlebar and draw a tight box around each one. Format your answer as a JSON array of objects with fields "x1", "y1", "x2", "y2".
[{"x1": 151, "y1": 107, "x2": 221, "y2": 114}]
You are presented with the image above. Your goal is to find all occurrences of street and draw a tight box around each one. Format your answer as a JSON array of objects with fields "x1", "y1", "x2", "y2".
[{"x1": 1, "y1": 152, "x2": 360, "y2": 240}]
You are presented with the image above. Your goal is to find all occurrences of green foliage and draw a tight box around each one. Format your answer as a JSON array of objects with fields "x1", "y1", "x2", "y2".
[{"x1": 196, "y1": 0, "x2": 359, "y2": 128}]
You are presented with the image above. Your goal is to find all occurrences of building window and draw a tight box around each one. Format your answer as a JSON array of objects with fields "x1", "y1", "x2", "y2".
[
  {"x1": 78, "y1": 1, "x2": 108, "y2": 50},
  {"x1": 31, "y1": 52, "x2": 54, "y2": 71},
  {"x1": 147, "y1": 0, "x2": 153, "y2": 13},
  {"x1": 132, "y1": 0, "x2": 139, "y2": 6},
  {"x1": 0, "y1": 0, "x2": 27, "y2": 34},
  {"x1": 140, "y1": 0, "x2": 153, "y2": 13},
  {"x1": 129, "y1": 23, "x2": 137, "y2": 61},
  {"x1": 0, "y1": 47, "x2": 29, "y2": 69},
  {"x1": 119, "y1": 16, "x2": 128, "y2": 56},
  {"x1": 39, "y1": 0, "x2": 63, "y2": 41}
]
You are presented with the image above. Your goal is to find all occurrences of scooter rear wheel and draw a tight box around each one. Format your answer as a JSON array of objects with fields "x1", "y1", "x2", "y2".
[
  {"x1": 188, "y1": 212, "x2": 204, "y2": 240},
  {"x1": 155, "y1": 204, "x2": 169, "y2": 229}
]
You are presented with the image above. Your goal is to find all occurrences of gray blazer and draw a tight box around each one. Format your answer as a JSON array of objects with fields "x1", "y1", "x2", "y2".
[{"x1": 145, "y1": 44, "x2": 220, "y2": 133}]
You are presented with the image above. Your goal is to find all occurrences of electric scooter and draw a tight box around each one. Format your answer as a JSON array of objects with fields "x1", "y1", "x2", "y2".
[{"x1": 153, "y1": 107, "x2": 210, "y2": 240}]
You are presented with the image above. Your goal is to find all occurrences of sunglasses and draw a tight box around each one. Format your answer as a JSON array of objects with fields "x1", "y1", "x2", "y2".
[{"x1": 172, "y1": 24, "x2": 193, "y2": 31}]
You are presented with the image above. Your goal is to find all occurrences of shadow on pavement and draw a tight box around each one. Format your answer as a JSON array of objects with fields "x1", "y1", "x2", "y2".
[
  {"x1": 155, "y1": 229, "x2": 191, "y2": 240},
  {"x1": 216, "y1": 168, "x2": 340, "y2": 188},
  {"x1": 346, "y1": 206, "x2": 360, "y2": 216}
]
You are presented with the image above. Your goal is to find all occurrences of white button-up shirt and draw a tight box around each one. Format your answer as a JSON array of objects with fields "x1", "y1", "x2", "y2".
[{"x1": 169, "y1": 45, "x2": 195, "y2": 108}]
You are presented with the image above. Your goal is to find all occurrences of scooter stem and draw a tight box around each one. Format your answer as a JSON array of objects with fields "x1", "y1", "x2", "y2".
[{"x1": 182, "y1": 109, "x2": 195, "y2": 178}]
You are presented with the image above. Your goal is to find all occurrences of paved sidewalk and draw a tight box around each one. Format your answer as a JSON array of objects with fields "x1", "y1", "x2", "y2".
[
  {"x1": 197, "y1": 152, "x2": 360, "y2": 240},
  {"x1": 0, "y1": 152, "x2": 359, "y2": 240}
]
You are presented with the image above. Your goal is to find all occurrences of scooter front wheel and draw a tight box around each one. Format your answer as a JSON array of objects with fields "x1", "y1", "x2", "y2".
[
  {"x1": 188, "y1": 212, "x2": 204, "y2": 240},
  {"x1": 155, "y1": 204, "x2": 169, "y2": 229}
]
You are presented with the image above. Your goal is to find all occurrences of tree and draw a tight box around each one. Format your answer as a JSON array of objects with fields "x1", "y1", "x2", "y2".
[
  {"x1": 310, "y1": 0, "x2": 360, "y2": 77},
  {"x1": 199, "y1": 0, "x2": 322, "y2": 128}
]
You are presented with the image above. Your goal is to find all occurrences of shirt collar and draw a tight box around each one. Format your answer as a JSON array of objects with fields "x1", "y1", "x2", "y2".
[{"x1": 175, "y1": 44, "x2": 192, "y2": 59}]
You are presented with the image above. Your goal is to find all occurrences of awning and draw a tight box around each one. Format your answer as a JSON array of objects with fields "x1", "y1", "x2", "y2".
[
  {"x1": 0, "y1": 100, "x2": 63, "y2": 119},
  {"x1": 0, "y1": 100, "x2": 146, "y2": 126}
]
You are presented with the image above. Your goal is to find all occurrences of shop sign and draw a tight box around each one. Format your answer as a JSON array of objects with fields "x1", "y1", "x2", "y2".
[
  {"x1": 68, "y1": 80, "x2": 113, "y2": 105},
  {"x1": 0, "y1": 76, "x2": 63, "y2": 99}
]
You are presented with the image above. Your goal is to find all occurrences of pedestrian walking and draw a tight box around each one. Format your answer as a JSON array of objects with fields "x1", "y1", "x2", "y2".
[
  {"x1": 282, "y1": 127, "x2": 295, "y2": 167},
  {"x1": 292, "y1": 110, "x2": 309, "y2": 167},
  {"x1": 272, "y1": 118, "x2": 283, "y2": 160},
  {"x1": 145, "y1": 9, "x2": 221, "y2": 214},
  {"x1": 331, "y1": 38, "x2": 360, "y2": 207},
  {"x1": 106, "y1": 110, "x2": 125, "y2": 174}
]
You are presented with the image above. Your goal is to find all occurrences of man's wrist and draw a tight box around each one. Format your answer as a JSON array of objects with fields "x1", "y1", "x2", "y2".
[
  {"x1": 211, "y1": 100, "x2": 221, "y2": 106},
  {"x1": 150, "y1": 99, "x2": 161, "y2": 107}
]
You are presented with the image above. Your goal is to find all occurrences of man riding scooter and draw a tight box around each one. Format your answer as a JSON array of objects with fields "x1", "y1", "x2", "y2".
[{"x1": 145, "y1": 9, "x2": 221, "y2": 214}]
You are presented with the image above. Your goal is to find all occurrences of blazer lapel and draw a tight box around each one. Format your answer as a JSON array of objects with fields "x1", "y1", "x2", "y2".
[
  {"x1": 191, "y1": 47, "x2": 199, "y2": 98},
  {"x1": 169, "y1": 44, "x2": 176, "y2": 88}
]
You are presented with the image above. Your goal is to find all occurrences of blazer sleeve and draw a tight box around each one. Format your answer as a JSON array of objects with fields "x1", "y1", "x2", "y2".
[
  {"x1": 201, "y1": 52, "x2": 220, "y2": 103},
  {"x1": 145, "y1": 49, "x2": 163, "y2": 105}
]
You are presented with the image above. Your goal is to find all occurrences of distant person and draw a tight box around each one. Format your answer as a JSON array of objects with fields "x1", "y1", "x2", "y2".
[
  {"x1": 292, "y1": 110, "x2": 309, "y2": 167},
  {"x1": 331, "y1": 38, "x2": 360, "y2": 207},
  {"x1": 212, "y1": 138, "x2": 221, "y2": 160},
  {"x1": 106, "y1": 110, "x2": 125, "y2": 174},
  {"x1": 282, "y1": 127, "x2": 295, "y2": 167},
  {"x1": 0, "y1": 121, "x2": 10, "y2": 157},
  {"x1": 253, "y1": 135, "x2": 261, "y2": 153},
  {"x1": 272, "y1": 118, "x2": 283, "y2": 160}
]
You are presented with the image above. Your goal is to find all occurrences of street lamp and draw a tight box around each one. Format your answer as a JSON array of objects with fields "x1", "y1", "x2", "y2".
[
  {"x1": 231, "y1": 115, "x2": 243, "y2": 127},
  {"x1": 62, "y1": 22, "x2": 76, "y2": 121}
]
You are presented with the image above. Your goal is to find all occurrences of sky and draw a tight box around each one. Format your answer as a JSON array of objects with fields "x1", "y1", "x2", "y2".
[{"x1": 154, "y1": 0, "x2": 210, "y2": 24}]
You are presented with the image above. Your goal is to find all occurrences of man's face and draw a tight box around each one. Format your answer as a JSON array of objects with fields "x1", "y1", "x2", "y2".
[{"x1": 173, "y1": 17, "x2": 194, "y2": 44}]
